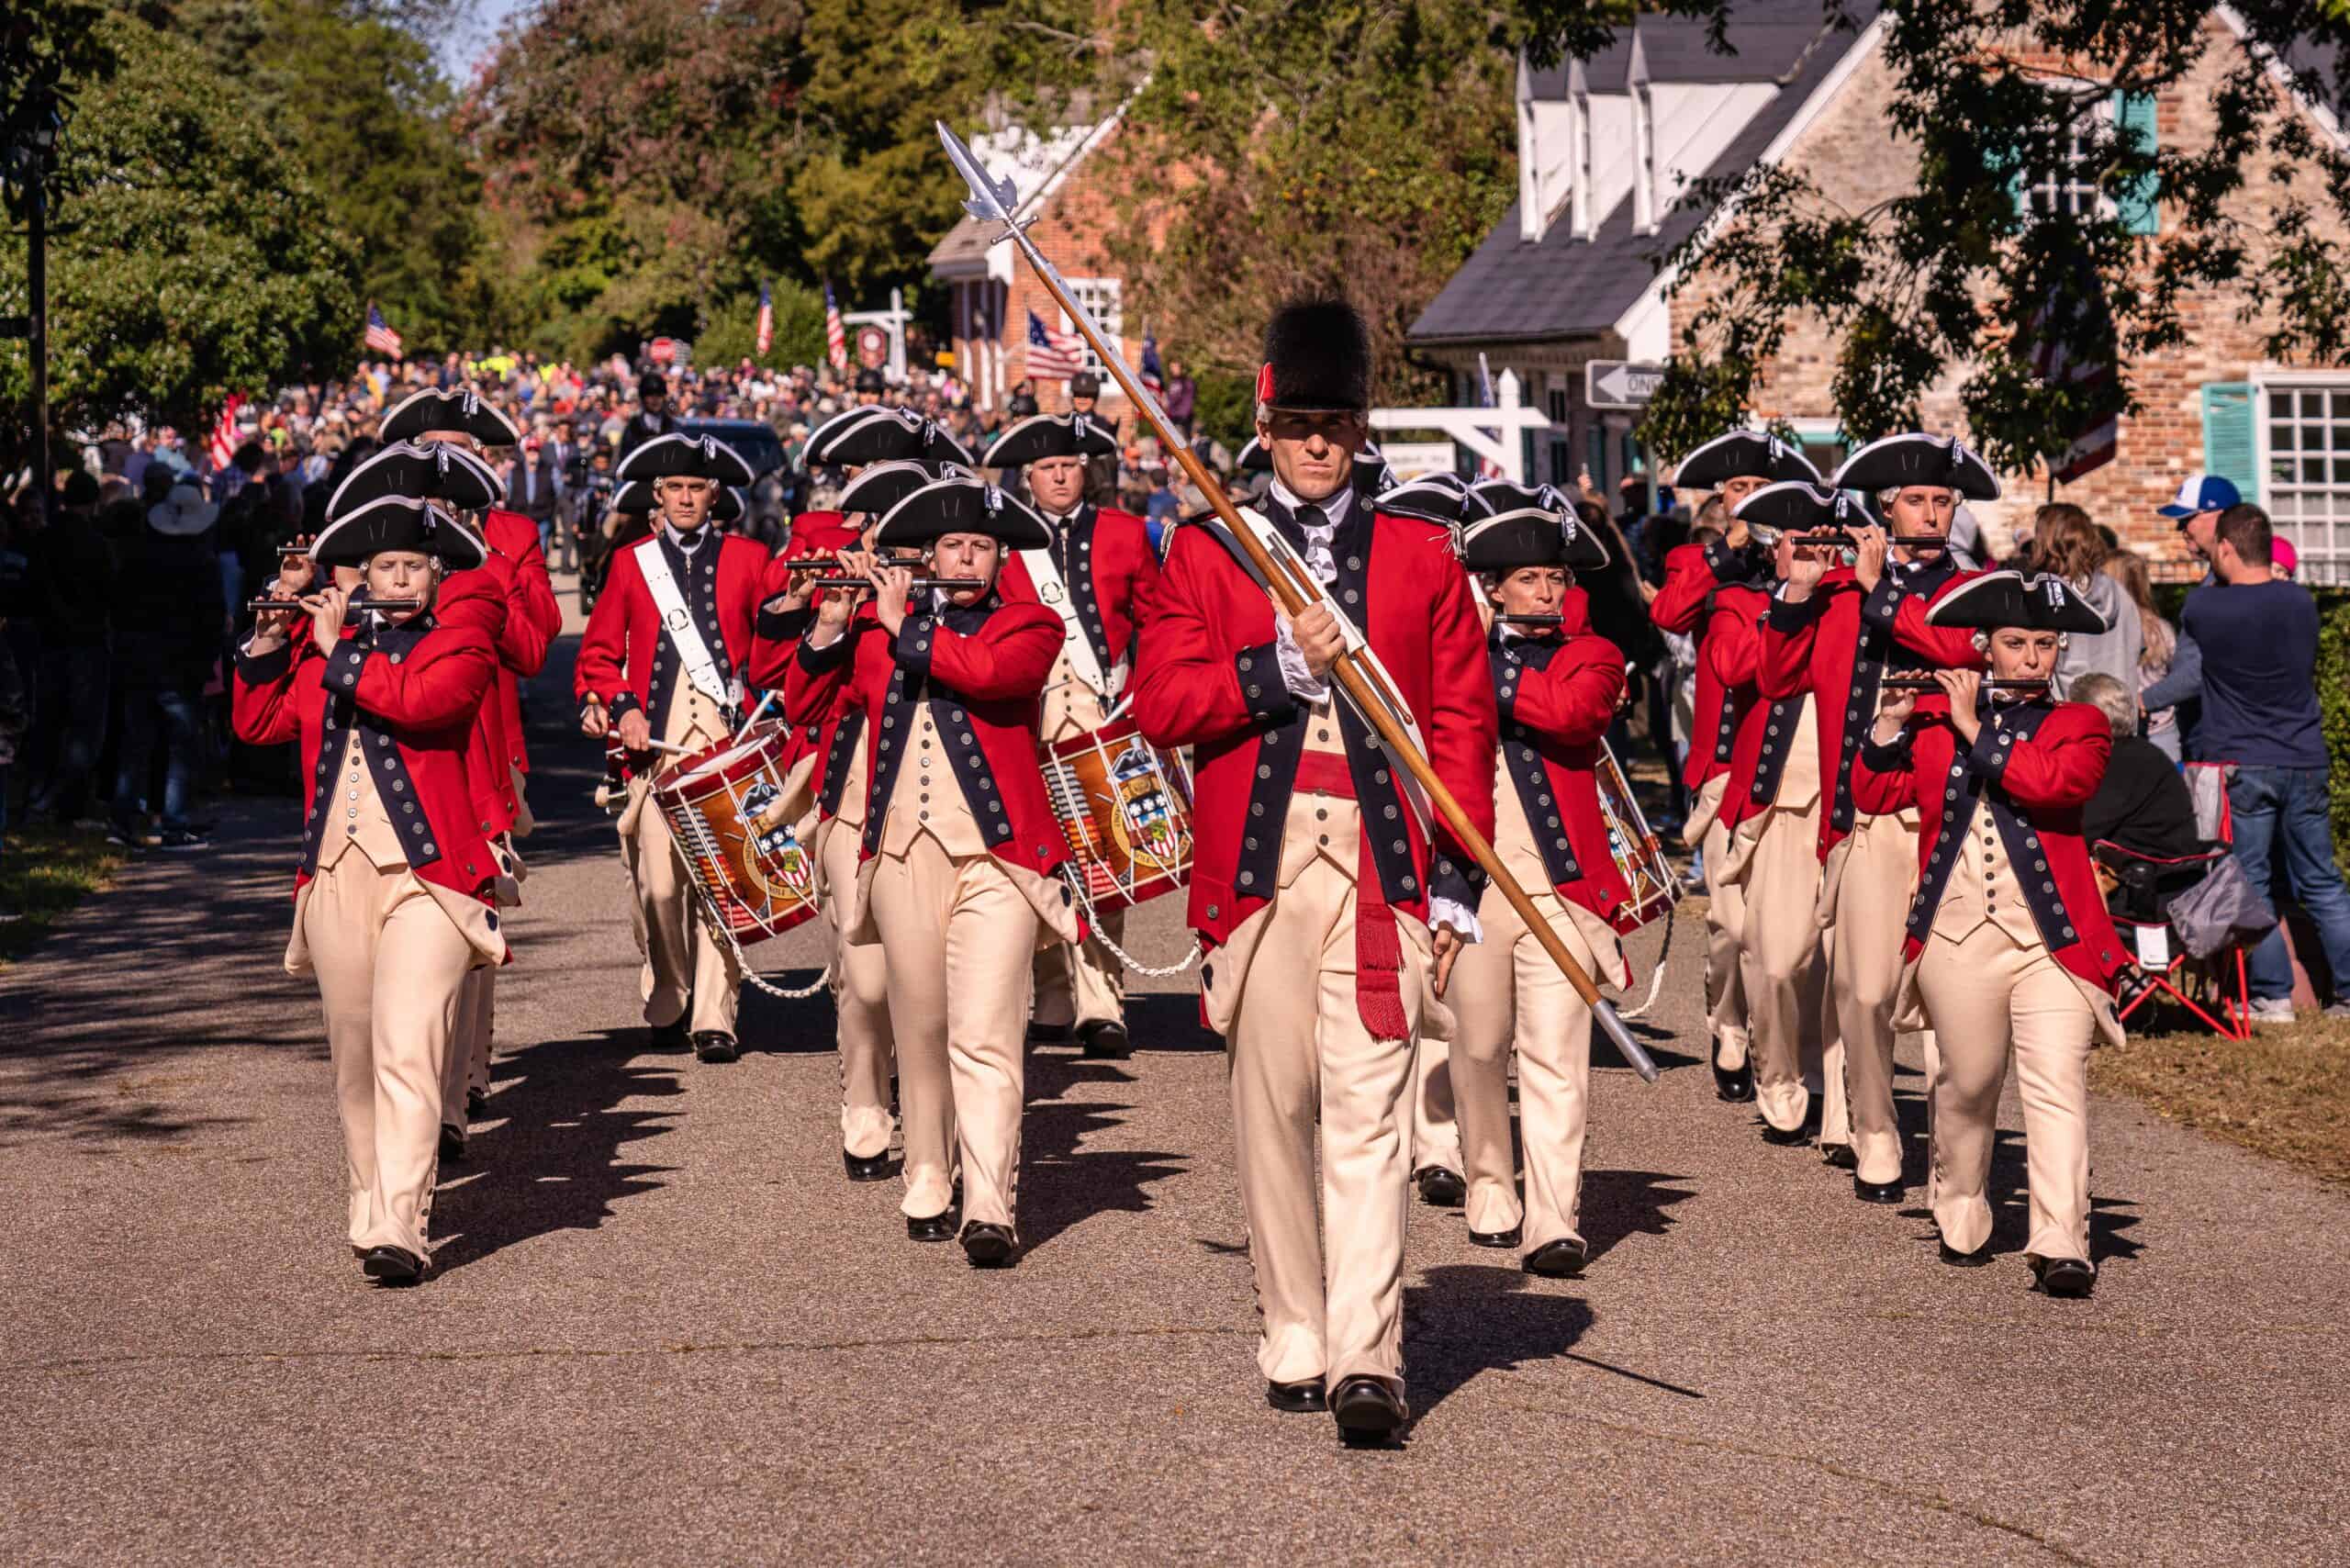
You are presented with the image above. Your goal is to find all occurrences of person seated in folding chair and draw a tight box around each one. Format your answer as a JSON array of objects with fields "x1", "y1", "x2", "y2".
[{"x1": 1850, "y1": 571, "x2": 2132, "y2": 1299}]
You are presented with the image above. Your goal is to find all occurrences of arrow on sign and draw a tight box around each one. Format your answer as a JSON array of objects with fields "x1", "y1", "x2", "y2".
[{"x1": 1586, "y1": 360, "x2": 1666, "y2": 410}]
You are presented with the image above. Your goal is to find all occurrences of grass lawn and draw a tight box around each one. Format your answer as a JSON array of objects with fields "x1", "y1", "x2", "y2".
[
  {"x1": 0, "y1": 825, "x2": 126, "y2": 965},
  {"x1": 2094, "y1": 1014, "x2": 2350, "y2": 1189}
]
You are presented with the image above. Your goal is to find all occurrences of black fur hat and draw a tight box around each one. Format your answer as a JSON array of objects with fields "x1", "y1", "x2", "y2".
[{"x1": 1258, "y1": 297, "x2": 1371, "y2": 412}]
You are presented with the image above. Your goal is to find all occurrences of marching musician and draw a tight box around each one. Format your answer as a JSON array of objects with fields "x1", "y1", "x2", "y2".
[
  {"x1": 1447, "y1": 487, "x2": 1628, "y2": 1276},
  {"x1": 232, "y1": 498, "x2": 507, "y2": 1285},
  {"x1": 1852, "y1": 571, "x2": 2127, "y2": 1297},
  {"x1": 783, "y1": 477, "x2": 1082, "y2": 1267},
  {"x1": 1758, "y1": 436, "x2": 1988, "y2": 1202},
  {"x1": 1132, "y1": 298, "x2": 1496, "y2": 1443},
  {"x1": 576, "y1": 431, "x2": 766, "y2": 1061},
  {"x1": 1651, "y1": 431, "x2": 1820, "y2": 1103},
  {"x1": 985, "y1": 410, "x2": 1163, "y2": 1058}
]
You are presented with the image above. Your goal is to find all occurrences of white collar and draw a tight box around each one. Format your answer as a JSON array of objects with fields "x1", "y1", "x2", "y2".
[
  {"x1": 663, "y1": 521, "x2": 711, "y2": 554},
  {"x1": 1271, "y1": 477, "x2": 1351, "y2": 529}
]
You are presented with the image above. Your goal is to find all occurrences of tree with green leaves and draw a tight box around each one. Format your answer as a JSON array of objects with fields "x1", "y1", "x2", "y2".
[{"x1": 0, "y1": 12, "x2": 359, "y2": 447}]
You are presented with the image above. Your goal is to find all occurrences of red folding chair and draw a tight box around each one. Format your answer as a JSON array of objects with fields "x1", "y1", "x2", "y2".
[{"x1": 2095, "y1": 841, "x2": 2254, "y2": 1041}]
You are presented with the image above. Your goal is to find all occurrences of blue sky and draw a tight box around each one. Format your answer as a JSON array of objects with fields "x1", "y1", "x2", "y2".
[{"x1": 435, "y1": 0, "x2": 529, "y2": 80}]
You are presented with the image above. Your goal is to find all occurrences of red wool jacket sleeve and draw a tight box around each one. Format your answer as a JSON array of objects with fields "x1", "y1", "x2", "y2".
[
  {"x1": 1503, "y1": 633, "x2": 1623, "y2": 745},
  {"x1": 1756, "y1": 588, "x2": 1822, "y2": 700},
  {"x1": 1888, "y1": 584, "x2": 1987, "y2": 669},
  {"x1": 1848, "y1": 723, "x2": 1919, "y2": 818},
  {"x1": 1426, "y1": 557, "x2": 1501, "y2": 853},
  {"x1": 1131, "y1": 527, "x2": 1273, "y2": 749},
  {"x1": 1701, "y1": 595, "x2": 1761, "y2": 689},
  {"x1": 1649, "y1": 543, "x2": 1715, "y2": 636},
  {"x1": 574, "y1": 546, "x2": 636, "y2": 705},
  {"x1": 783, "y1": 617, "x2": 863, "y2": 727},
  {"x1": 1964, "y1": 701, "x2": 2109, "y2": 810},
  {"x1": 230, "y1": 639, "x2": 318, "y2": 746},
  {"x1": 328, "y1": 624, "x2": 497, "y2": 732},
  {"x1": 485, "y1": 507, "x2": 562, "y2": 643},
  {"x1": 908, "y1": 600, "x2": 1064, "y2": 700}
]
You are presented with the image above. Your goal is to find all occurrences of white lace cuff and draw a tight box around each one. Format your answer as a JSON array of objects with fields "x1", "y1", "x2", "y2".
[
  {"x1": 1274, "y1": 616, "x2": 1331, "y2": 703},
  {"x1": 1430, "y1": 896, "x2": 1483, "y2": 945}
]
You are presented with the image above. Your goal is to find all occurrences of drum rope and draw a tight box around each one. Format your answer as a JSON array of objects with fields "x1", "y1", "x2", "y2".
[
  {"x1": 664, "y1": 800, "x2": 835, "y2": 1001},
  {"x1": 1610, "y1": 901, "x2": 1676, "y2": 1021},
  {"x1": 1061, "y1": 871, "x2": 1201, "y2": 978}
]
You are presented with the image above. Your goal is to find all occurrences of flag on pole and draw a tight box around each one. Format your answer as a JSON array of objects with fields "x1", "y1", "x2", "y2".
[
  {"x1": 1139, "y1": 333, "x2": 1166, "y2": 398},
  {"x1": 363, "y1": 301, "x2": 404, "y2": 359},
  {"x1": 207, "y1": 395, "x2": 245, "y2": 471},
  {"x1": 1473, "y1": 352, "x2": 1500, "y2": 478},
  {"x1": 823, "y1": 281, "x2": 847, "y2": 371},
  {"x1": 1024, "y1": 308, "x2": 1086, "y2": 380},
  {"x1": 2017, "y1": 259, "x2": 2119, "y2": 484},
  {"x1": 755, "y1": 281, "x2": 775, "y2": 358}
]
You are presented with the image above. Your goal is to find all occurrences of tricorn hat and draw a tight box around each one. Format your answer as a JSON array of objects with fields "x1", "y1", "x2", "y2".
[
  {"x1": 1256, "y1": 297, "x2": 1371, "y2": 412},
  {"x1": 1923, "y1": 569, "x2": 2113, "y2": 634},
  {"x1": 309, "y1": 496, "x2": 487, "y2": 571},
  {"x1": 839, "y1": 458, "x2": 978, "y2": 518},
  {"x1": 1830, "y1": 432, "x2": 2001, "y2": 500},
  {"x1": 379, "y1": 386, "x2": 521, "y2": 448},
  {"x1": 1672, "y1": 430, "x2": 1822, "y2": 489},
  {"x1": 1460, "y1": 481, "x2": 1610, "y2": 571},
  {"x1": 817, "y1": 407, "x2": 975, "y2": 467},
  {"x1": 326, "y1": 441, "x2": 505, "y2": 521},
  {"x1": 982, "y1": 412, "x2": 1119, "y2": 468},
  {"x1": 615, "y1": 431, "x2": 756, "y2": 487},
  {"x1": 1732, "y1": 481, "x2": 1869, "y2": 540},
  {"x1": 1371, "y1": 472, "x2": 1484, "y2": 528},
  {"x1": 873, "y1": 477, "x2": 1052, "y2": 550}
]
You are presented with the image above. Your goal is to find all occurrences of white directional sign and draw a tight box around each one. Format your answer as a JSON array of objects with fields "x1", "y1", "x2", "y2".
[{"x1": 1585, "y1": 360, "x2": 1666, "y2": 411}]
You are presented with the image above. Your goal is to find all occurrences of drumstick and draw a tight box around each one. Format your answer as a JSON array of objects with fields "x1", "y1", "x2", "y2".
[{"x1": 734, "y1": 689, "x2": 777, "y2": 741}]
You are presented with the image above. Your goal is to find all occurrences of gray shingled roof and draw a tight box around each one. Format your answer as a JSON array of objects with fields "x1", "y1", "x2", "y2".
[{"x1": 1411, "y1": 5, "x2": 1876, "y2": 348}]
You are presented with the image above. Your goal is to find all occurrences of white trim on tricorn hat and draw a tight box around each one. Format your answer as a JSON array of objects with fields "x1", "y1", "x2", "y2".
[
  {"x1": 1731, "y1": 479, "x2": 1868, "y2": 539},
  {"x1": 1372, "y1": 471, "x2": 1483, "y2": 527},
  {"x1": 981, "y1": 411, "x2": 1119, "y2": 468},
  {"x1": 1670, "y1": 429, "x2": 1822, "y2": 489},
  {"x1": 816, "y1": 407, "x2": 976, "y2": 467},
  {"x1": 326, "y1": 441, "x2": 505, "y2": 521},
  {"x1": 873, "y1": 477, "x2": 1052, "y2": 551},
  {"x1": 1460, "y1": 480, "x2": 1610, "y2": 571},
  {"x1": 1923, "y1": 569, "x2": 2111, "y2": 634},
  {"x1": 805, "y1": 405, "x2": 888, "y2": 466},
  {"x1": 839, "y1": 458, "x2": 977, "y2": 518},
  {"x1": 310, "y1": 496, "x2": 487, "y2": 571},
  {"x1": 614, "y1": 431, "x2": 757, "y2": 486},
  {"x1": 378, "y1": 386, "x2": 521, "y2": 448},
  {"x1": 1830, "y1": 432, "x2": 2001, "y2": 499}
]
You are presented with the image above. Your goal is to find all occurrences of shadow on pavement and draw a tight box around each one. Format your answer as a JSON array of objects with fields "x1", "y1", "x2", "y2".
[
  {"x1": 1017, "y1": 1048, "x2": 1189, "y2": 1259},
  {"x1": 1403, "y1": 1263, "x2": 1598, "y2": 1427},
  {"x1": 1124, "y1": 991, "x2": 1224, "y2": 1053},
  {"x1": 1581, "y1": 1167, "x2": 1697, "y2": 1265},
  {"x1": 429, "y1": 1027, "x2": 685, "y2": 1276}
]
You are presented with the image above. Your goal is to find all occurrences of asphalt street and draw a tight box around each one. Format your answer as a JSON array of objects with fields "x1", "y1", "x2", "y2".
[{"x1": 4, "y1": 601, "x2": 2346, "y2": 1565}]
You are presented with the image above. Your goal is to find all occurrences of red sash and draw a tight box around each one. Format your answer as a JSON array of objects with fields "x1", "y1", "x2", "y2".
[{"x1": 1293, "y1": 751, "x2": 1409, "y2": 1040}]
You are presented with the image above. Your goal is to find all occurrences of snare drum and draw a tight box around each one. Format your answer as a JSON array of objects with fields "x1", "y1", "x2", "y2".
[
  {"x1": 1595, "y1": 740, "x2": 1676, "y2": 932},
  {"x1": 1039, "y1": 718, "x2": 1194, "y2": 912},
  {"x1": 653, "y1": 723, "x2": 822, "y2": 946}
]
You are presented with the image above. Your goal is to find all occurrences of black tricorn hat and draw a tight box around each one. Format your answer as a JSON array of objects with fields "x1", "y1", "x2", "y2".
[
  {"x1": 873, "y1": 478, "x2": 1051, "y2": 550},
  {"x1": 1830, "y1": 432, "x2": 2001, "y2": 500},
  {"x1": 326, "y1": 442, "x2": 504, "y2": 521},
  {"x1": 818, "y1": 408, "x2": 975, "y2": 467},
  {"x1": 838, "y1": 458, "x2": 978, "y2": 518},
  {"x1": 1731, "y1": 480, "x2": 1869, "y2": 541},
  {"x1": 379, "y1": 387, "x2": 521, "y2": 448},
  {"x1": 1372, "y1": 472, "x2": 1484, "y2": 528},
  {"x1": 1672, "y1": 429, "x2": 1821, "y2": 488},
  {"x1": 612, "y1": 478, "x2": 744, "y2": 522},
  {"x1": 615, "y1": 431, "x2": 756, "y2": 486},
  {"x1": 1460, "y1": 481, "x2": 1610, "y2": 571},
  {"x1": 1258, "y1": 297, "x2": 1371, "y2": 412},
  {"x1": 803, "y1": 405, "x2": 881, "y2": 467},
  {"x1": 309, "y1": 497, "x2": 487, "y2": 571},
  {"x1": 1923, "y1": 569, "x2": 2112, "y2": 634},
  {"x1": 982, "y1": 412, "x2": 1119, "y2": 468}
]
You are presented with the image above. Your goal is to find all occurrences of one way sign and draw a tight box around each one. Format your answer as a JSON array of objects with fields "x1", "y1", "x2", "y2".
[{"x1": 1584, "y1": 360, "x2": 1665, "y2": 410}]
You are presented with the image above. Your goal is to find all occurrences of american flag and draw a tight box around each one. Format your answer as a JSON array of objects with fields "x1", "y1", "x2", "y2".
[
  {"x1": 1139, "y1": 333, "x2": 1165, "y2": 398},
  {"x1": 363, "y1": 301, "x2": 403, "y2": 358},
  {"x1": 755, "y1": 281, "x2": 774, "y2": 357},
  {"x1": 1024, "y1": 308, "x2": 1086, "y2": 380},
  {"x1": 2018, "y1": 257, "x2": 2118, "y2": 483},
  {"x1": 823, "y1": 281, "x2": 847, "y2": 371},
  {"x1": 207, "y1": 396, "x2": 244, "y2": 471}
]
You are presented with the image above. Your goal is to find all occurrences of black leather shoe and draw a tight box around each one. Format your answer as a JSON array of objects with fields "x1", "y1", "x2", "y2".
[
  {"x1": 1414, "y1": 1166, "x2": 1467, "y2": 1208},
  {"x1": 438, "y1": 1123, "x2": 466, "y2": 1162},
  {"x1": 692, "y1": 1031, "x2": 739, "y2": 1063},
  {"x1": 1939, "y1": 1239, "x2": 1994, "y2": 1268},
  {"x1": 1525, "y1": 1237, "x2": 1588, "y2": 1278},
  {"x1": 650, "y1": 1016, "x2": 688, "y2": 1051},
  {"x1": 360, "y1": 1246, "x2": 424, "y2": 1285},
  {"x1": 465, "y1": 1086, "x2": 487, "y2": 1117},
  {"x1": 1267, "y1": 1378, "x2": 1327, "y2": 1414},
  {"x1": 1025, "y1": 1021, "x2": 1074, "y2": 1046},
  {"x1": 2031, "y1": 1256, "x2": 2096, "y2": 1299},
  {"x1": 1760, "y1": 1121, "x2": 1812, "y2": 1147},
  {"x1": 1712, "y1": 1054, "x2": 1754, "y2": 1103},
  {"x1": 1854, "y1": 1175, "x2": 1905, "y2": 1204},
  {"x1": 1329, "y1": 1376, "x2": 1407, "y2": 1442},
  {"x1": 1077, "y1": 1019, "x2": 1131, "y2": 1059},
  {"x1": 959, "y1": 1220, "x2": 1017, "y2": 1267},
  {"x1": 843, "y1": 1148, "x2": 895, "y2": 1182},
  {"x1": 1468, "y1": 1225, "x2": 1522, "y2": 1249},
  {"x1": 906, "y1": 1212, "x2": 956, "y2": 1243},
  {"x1": 1820, "y1": 1142, "x2": 1858, "y2": 1170}
]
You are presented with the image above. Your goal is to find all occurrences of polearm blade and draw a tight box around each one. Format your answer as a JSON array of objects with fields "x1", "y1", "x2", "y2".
[{"x1": 934, "y1": 120, "x2": 1658, "y2": 1085}]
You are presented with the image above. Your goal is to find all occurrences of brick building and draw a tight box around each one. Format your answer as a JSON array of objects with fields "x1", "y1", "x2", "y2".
[
  {"x1": 927, "y1": 105, "x2": 1150, "y2": 419},
  {"x1": 1408, "y1": 5, "x2": 2350, "y2": 577}
]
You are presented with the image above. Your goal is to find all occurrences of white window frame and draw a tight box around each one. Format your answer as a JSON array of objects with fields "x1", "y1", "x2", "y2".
[
  {"x1": 1632, "y1": 84, "x2": 1658, "y2": 236},
  {"x1": 1572, "y1": 91, "x2": 1595, "y2": 240},
  {"x1": 1060, "y1": 277, "x2": 1123, "y2": 375},
  {"x1": 2022, "y1": 91, "x2": 2116, "y2": 224},
  {"x1": 2253, "y1": 371, "x2": 2350, "y2": 586}
]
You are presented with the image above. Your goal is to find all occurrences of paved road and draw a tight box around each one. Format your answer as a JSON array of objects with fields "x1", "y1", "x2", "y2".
[{"x1": 5, "y1": 609, "x2": 2347, "y2": 1565}]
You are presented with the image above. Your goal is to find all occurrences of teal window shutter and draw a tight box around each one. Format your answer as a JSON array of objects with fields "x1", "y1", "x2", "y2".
[
  {"x1": 2113, "y1": 91, "x2": 2159, "y2": 235},
  {"x1": 2200, "y1": 382, "x2": 2258, "y2": 503}
]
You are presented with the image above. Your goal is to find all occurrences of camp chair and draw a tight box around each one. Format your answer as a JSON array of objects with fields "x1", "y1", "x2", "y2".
[{"x1": 2094, "y1": 840, "x2": 2269, "y2": 1041}]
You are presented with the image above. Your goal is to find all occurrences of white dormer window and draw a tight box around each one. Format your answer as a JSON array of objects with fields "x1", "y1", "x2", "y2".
[
  {"x1": 1633, "y1": 84, "x2": 1658, "y2": 235},
  {"x1": 1572, "y1": 90, "x2": 1595, "y2": 240}
]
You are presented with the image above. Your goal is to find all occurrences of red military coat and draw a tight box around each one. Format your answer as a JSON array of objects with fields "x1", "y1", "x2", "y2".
[
  {"x1": 1757, "y1": 560, "x2": 1984, "y2": 858},
  {"x1": 576, "y1": 527, "x2": 772, "y2": 777},
  {"x1": 752, "y1": 511, "x2": 861, "y2": 787},
  {"x1": 1651, "y1": 540, "x2": 1769, "y2": 793},
  {"x1": 1131, "y1": 506, "x2": 1497, "y2": 948},
  {"x1": 480, "y1": 507, "x2": 563, "y2": 775},
  {"x1": 996, "y1": 502, "x2": 1162, "y2": 673},
  {"x1": 434, "y1": 555, "x2": 543, "y2": 837},
  {"x1": 781, "y1": 591, "x2": 1077, "y2": 887},
  {"x1": 1849, "y1": 698, "x2": 2128, "y2": 993},
  {"x1": 231, "y1": 615, "x2": 502, "y2": 902},
  {"x1": 1486, "y1": 626, "x2": 1639, "y2": 929}
]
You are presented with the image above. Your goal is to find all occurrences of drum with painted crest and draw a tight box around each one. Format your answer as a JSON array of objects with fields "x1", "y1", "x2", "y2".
[
  {"x1": 1040, "y1": 718, "x2": 1194, "y2": 912},
  {"x1": 651, "y1": 722, "x2": 822, "y2": 945},
  {"x1": 1595, "y1": 739, "x2": 1677, "y2": 932}
]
